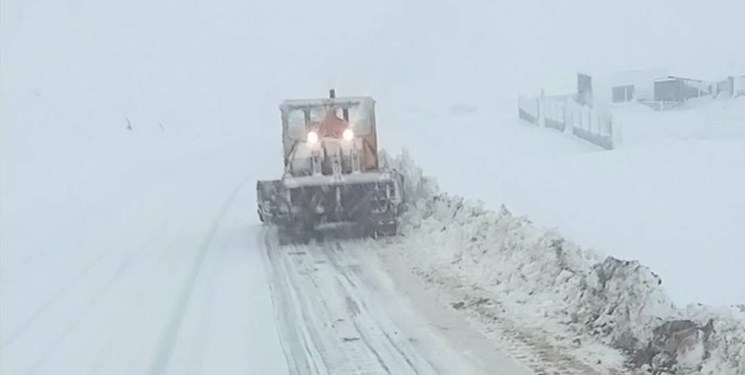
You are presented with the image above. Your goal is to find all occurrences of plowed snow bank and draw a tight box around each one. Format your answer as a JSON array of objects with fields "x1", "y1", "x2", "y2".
[{"x1": 379, "y1": 151, "x2": 745, "y2": 375}]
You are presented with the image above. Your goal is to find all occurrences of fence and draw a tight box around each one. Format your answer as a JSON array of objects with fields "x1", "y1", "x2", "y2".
[
  {"x1": 542, "y1": 98, "x2": 568, "y2": 132},
  {"x1": 518, "y1": 95, "x2": 615, "y2": 150},
  {"x1": 566, "y1": 100, "x2": 614, "y2": 149},
  {"x1": 518, "y1": 96, "x2": 539, "y2": 124}
]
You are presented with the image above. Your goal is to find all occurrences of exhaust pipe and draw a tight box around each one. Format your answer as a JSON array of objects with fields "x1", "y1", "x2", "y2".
[{"x1": 329, "y1": 88, "x2": 348, "y2": 120}]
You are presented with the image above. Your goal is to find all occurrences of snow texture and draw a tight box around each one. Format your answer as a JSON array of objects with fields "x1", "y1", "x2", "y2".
[{"x1": 380, "y1": 151, "x2": 745, "y2": 375}]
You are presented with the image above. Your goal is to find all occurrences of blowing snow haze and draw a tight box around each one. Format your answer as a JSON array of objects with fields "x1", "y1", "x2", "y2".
[{"x1": 2, "y1": 0, "x2": 745, "y2": 375}]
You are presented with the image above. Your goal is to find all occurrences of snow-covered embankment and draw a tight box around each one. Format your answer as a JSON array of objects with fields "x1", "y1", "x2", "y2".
[{"x1": 377, "y1": 152, "x2": 745, "y2": 375}]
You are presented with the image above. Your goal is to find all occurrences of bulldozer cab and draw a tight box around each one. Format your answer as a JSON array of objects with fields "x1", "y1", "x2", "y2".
[{"x1": 280, "y1": 96, "x2": 379, "y2": 170}]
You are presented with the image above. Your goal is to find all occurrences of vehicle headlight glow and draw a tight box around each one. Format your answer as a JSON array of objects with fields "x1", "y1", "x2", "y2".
[
  {"x1": 307, "y1": 131, "x2": 319, "y2": 144},
  {"x1": 342, "y1": 128, "x2": 354, "y2": 141}
]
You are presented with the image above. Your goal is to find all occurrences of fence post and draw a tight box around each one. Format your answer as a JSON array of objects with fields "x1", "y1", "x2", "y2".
[
  {"x1": 517, "y1": 96, "x2": 522, "y2": 120},
  {"x1": 561, "y1": 105, "x2": 566, "y2": 132}
]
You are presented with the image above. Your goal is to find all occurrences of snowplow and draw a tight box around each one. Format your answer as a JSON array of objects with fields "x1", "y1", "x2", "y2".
[{"x1": 257, "y1": 90, "x2": 403, "y2": 245}]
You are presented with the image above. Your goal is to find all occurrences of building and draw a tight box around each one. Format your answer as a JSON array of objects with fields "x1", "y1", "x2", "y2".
[
  {"x1": 654, "y1": 76, "x2": 711, "y2": 102},
  {"x1": 716, "y1": 75, "x2": 745, "y2": 97},
  {"x1": 576, "y1": 68, "x2": 668, "y2": 108}
]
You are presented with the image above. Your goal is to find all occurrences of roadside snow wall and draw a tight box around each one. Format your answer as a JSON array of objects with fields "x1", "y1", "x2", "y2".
[{"x1": 383, "y1": 151, "x2": 745, "y2": 375}]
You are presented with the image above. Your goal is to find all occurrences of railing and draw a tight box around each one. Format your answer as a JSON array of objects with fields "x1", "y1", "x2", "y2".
[
  {"x1": 517, "y1": 96, "x2": 539, "y2": 124},
  {"x1": 518, "y1": 95, "x2": 615, "y2": 150}
]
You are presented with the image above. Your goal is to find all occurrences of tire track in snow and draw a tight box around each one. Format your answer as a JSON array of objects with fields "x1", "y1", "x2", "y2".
[
  {"x1": 83, "y1": 219, "x2": 204, "y2": 375},
  {"x1": 263, "y1": 236, "x2": 438, "y2": 375},
  {"x1": 323, "y1": 243, "x2": 433, "y2": 375},
  {"x1": 20, "y1": 225, "x2": 166, "y2": 375},
  {"x1": 0, "y1": 184, "x2": 174, "y2": 350},
  {"x1": 22, "y1": 265, "x2": 126, "y2": 375},
  {"x1": 261, "y1": 234, "x2": 328, "y2": 375},
  {"x1": 184, "y1": 245, "x2": 222, "y2": 375},
  {"x1": 0, "y1": 227, "x2": 138, "y2": 349},
  {"x1": 146, "y1": 180, "x2": 248, "y2": 375}
]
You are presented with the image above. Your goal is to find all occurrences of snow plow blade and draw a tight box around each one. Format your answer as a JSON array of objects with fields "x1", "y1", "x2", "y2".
[
  {"x1": 258, "y1": 172, "x2": 403, "y2": 244},
  {"x1": 257, "y1": 179, "x2": 285, "y2": 225}
]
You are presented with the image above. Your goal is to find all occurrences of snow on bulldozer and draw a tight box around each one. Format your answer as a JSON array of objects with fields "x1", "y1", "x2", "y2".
[{"x1": 257, "y1": 90, "x2": 403, "y2": 245}]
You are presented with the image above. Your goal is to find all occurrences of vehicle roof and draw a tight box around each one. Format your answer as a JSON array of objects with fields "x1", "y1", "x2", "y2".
[{"x1": 280, "y1": 96, "x2": 375, "y2": 111}]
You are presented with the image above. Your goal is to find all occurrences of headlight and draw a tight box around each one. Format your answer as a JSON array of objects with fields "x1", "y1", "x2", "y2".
[
  {"x1": 307, "y1": 131, "x2": 319, "y2": 144},
  {"x1": 342, "y1": 128, "x2": 354, "y2": 141}
]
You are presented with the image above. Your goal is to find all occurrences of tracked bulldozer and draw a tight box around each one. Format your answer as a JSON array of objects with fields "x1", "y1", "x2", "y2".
[{"x1": 257, "y1": 90, "x2": 403, "y2": 245}]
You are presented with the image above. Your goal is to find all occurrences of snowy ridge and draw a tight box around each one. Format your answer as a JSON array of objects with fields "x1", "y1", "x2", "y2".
[{"x1": 379, "y1": 151, "x2": 745, "y2": 375}]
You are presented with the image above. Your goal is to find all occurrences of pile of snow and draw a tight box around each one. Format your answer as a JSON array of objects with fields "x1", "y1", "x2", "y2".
[{"x1": 378, "y1": 151, "x2": 745, "y2": 375}]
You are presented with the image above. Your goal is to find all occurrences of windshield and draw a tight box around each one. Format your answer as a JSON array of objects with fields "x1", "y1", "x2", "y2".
[{"x1": 286, "y1": 103, "x2": 373, "y2": 140}]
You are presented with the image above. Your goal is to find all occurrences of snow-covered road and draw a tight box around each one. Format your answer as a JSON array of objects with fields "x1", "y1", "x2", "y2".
[
  {"x1": 0, "y1": 152, "x2": 289, "y2": 374},
  {"x1": 3, "y1": 0, "x2": 744, "y2": 373},
  {"x1": 0, "y1": 137, "x2": 534, "y2": 374},
  {"x1": 262, "y1": 232, "x2": 533, "y2": 375},
  {"x1": 263, "y1": 237, "x2": 439, "y2": 375}
]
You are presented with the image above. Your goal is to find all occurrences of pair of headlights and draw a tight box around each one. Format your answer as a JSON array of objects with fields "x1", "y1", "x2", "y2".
[{"x1": 307, "y1": 128, "x2": 354, "y2": 144}]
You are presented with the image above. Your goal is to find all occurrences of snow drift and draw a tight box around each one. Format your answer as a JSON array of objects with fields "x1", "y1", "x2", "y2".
[{"x1": 379, "y1": 151, "x2": 745, "y2": 375}]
